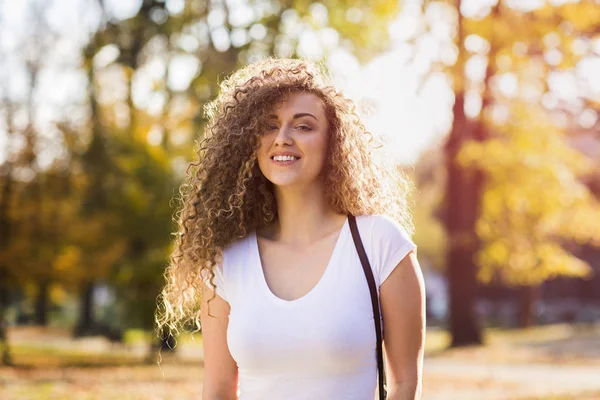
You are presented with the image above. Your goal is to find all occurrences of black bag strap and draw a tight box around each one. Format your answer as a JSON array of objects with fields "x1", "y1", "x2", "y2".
[{"x1": 348, "y1": 215, "x2": 386, "y2": 400}]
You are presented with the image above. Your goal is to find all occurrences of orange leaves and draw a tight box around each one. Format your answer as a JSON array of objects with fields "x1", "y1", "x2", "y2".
[{"x1": 52, "y1": 246, "x2": 84, "y2": 286}]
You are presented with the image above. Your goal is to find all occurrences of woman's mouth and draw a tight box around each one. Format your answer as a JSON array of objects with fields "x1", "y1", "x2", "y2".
[{"x1": 271, "y1": 155, "x2": 300, "y2": 165}]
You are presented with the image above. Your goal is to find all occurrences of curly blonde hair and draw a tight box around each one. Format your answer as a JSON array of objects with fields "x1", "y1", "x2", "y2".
[{"x1": 156, "y1": 57, "x2": 415, "y2": 335}]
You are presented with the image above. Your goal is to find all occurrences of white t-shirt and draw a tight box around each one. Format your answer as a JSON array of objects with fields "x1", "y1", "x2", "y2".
[{"x1": 204, "y1": 214, "x2": 417, "y2": 400}]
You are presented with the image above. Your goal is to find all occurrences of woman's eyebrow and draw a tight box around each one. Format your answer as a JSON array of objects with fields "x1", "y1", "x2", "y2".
[
  {"x1": 293, "y1": 113, "x2": 317, "y2": 121},
  {"x1": 268, "y1": 112, "x2": 318, "y2": 121}
]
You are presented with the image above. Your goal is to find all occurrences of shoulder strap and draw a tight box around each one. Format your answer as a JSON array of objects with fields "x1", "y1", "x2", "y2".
[{"x1": 348, "y1": 215, "x2": 386, "y2": 400}]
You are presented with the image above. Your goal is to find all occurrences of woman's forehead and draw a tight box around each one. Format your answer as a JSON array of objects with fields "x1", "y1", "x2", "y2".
[{"x1": 271, "y1": 92, "x2": 325, "y2": 117}]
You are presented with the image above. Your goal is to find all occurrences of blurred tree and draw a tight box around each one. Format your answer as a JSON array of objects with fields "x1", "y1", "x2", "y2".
[
  {"x1": 440, "y1": 0, "x2": 487, "y2": 346},
  {"x1": 17, "y1": 7, "x2": 50, "y2": 326},
  {"x1": 0, "y1": 80, "x2": 16, "y2": 366},
  {"x1": 459, "y1": 103, "x2": 600, "y2": 326},
  {"x1": 0, "y1": 1, "x2": 62, "y2": 360},
  {"x1": 417, "y1": 0, "x2": 600, "y2": 338},
  {"x1": 0, "y1": 1, "x2": 61, "y2": 338},
  {"x1": 72, "y1": 46, "x2": 129, "y2": 335}
]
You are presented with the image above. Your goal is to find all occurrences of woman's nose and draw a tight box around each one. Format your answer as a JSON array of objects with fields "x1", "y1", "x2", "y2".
[{"x1": 274, "y1": 126, "x2": 293, "y2": 146}]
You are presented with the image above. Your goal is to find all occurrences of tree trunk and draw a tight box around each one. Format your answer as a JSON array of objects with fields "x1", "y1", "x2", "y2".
[
  {"x1": 160, "y1": 327, "x2": 177, "y2": 351},
  {"x1": 518, "y1": 285, "x2": 540, "y2": 328},
  {"x1": 75, "y1": 282, "x2": 95, "y2": 336},
  {"x1": 444, "y1": 94, "x2": 483, "y2": 346},
  {"x1": 0, "y1": 286, "x2": 12, "y2": 365},
  {"x1": 146, "y1": 325, "x2": 177, "y2": 363},
  {"x1": 34, "y1": 279, "x2": 50, "y2": 326},
  {"x1": 442, "y1": 0, "x2": 501, "y2": 347},
  {"x1": 0, "y1": 160, "x2": 14, "y2": 365}
]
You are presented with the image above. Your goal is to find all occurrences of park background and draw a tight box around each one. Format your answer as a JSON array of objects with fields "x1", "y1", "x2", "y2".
[{"x1": 1, "y1": 0, "x2": 600, "y2": 399}]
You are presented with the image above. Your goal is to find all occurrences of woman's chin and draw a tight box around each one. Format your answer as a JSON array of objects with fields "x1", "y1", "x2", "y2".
[
  {"x1": 267, "y1": 174, "x2": 307, "y2": 188},
  {"x1": 270, "y1": 178, "x2": 302, "y2": 188},
  {"x1": 263, "y1": 169, "x2": 321, "y2": 189}
]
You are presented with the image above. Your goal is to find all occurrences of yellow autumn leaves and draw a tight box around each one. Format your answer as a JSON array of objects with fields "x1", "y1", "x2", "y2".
[{"x1": 458, "y1": 103, "x2": 600, "y2": 285}]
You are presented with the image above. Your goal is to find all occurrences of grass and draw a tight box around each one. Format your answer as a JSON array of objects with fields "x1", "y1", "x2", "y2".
[
  {"x1": 516, "y1": 393, "x2": 600, "y2": 400},
  {"x1": 7, "y1": 343, "x2": 145, "y2": 367},
  {"x1": 1, "y1": 323, "x2": 599, "y2": 399},
  {"x1": 425, "y1": 322, "x2": 600, "y2": 365},
  {"x1": 1, "y1": 362, "x2": 205, "y2": 400}
]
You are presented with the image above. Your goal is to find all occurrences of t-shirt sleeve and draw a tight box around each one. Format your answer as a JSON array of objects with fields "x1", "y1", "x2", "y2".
[
  {"x1": 200, "y1": 261, "x2": 228, "y2": 301},
  {"x1": 370, "y1": 215, "x2": 417, "y2": 287}
]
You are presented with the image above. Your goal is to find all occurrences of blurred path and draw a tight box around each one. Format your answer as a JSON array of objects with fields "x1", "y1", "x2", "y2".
[
  {"x1": 3, "y1": 325, "x2": 600, "y2": 399},
  {"x1": 423, "y1": 358, "x2": 600, "y2": 400}
]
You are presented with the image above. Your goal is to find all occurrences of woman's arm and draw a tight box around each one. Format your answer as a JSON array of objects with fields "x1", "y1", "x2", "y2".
[
  {"x1": 379, "y1": 250, "x2": 426, "y2": 400},
  {"x1": 200, "y1": 283, "x2": 239, "y2": 400}
]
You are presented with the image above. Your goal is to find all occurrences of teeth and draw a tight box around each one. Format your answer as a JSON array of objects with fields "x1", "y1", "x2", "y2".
[{"x1": 273, "y1": 155, "x2": 298, "y2": 162}]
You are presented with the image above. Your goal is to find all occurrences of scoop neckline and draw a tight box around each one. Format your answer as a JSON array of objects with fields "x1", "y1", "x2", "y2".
[{"x1": 252, "y1": 216, "x2": 349, "y2": 306}]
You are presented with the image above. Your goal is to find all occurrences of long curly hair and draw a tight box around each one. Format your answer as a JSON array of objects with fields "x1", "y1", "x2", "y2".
[{"x1": 156, "y1": 57, "x2": 415, "y2": 335}]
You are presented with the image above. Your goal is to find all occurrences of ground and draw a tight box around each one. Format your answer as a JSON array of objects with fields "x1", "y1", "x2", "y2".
[{"x1": 1, "y1": 323, "x2": 599, "y2": 399}]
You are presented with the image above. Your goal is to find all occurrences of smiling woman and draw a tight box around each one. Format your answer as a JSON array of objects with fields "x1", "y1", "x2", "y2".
[{"x1": 157, "y1": 58, "x2": 425, "y2": 400}]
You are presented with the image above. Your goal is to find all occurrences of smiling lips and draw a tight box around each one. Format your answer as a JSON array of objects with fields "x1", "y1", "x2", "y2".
[{"x1": 271, "y1": 154, "x2": 300, "y2": 165}]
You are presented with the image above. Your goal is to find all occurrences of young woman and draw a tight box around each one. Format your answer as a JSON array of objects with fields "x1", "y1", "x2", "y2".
[{"x1": 157, "y1": 58, "x2": 426, "y2": 400}]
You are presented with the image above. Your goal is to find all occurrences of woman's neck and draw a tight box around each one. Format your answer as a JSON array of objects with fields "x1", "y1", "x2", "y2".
[{"x1": 268, "y1": 181, "x2": 345, "y2": 246}]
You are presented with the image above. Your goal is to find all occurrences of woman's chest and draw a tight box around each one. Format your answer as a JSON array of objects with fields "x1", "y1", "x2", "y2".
[
  {"x1": 257, "y1": 232, "x2": 342, "y2": 302},
  {"x1": 226, "y1": 262, "x2": 376, "y2": 374}
]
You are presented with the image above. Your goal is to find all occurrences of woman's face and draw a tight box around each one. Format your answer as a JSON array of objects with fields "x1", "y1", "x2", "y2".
[{"x1": 257, "y1": 91, "x2": 330, "y2": 188}]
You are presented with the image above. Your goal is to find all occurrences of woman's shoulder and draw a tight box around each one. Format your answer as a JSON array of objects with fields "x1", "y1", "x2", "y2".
[
  {"x1": 354, "y1": 214, "x2": 417, "y2": 286},
  {"x1": 354, "y1": 213, "x2": 416, "y2": 255},
  {"x1": 354, "y1": 214, "x2": 412, "y2": 238}
]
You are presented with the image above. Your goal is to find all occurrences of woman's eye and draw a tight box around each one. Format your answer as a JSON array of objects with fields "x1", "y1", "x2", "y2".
[
  {"x1": 296, "y1": 125, "x2": 311, "y2": 131},
  {"x1": 268, "y1": 125, "x2": 279, "y2": 131}
]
